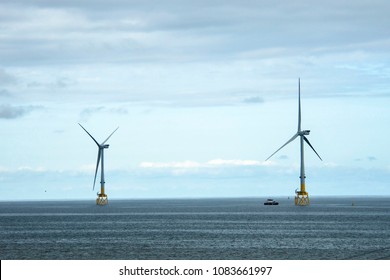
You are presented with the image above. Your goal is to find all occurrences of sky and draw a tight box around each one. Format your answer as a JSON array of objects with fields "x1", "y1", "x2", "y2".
[{"x1": 1, "y1": 0, "x2": 390, "y2": 200}]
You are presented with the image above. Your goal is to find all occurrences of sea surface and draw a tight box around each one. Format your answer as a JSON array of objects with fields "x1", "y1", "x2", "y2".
[{"x1": 1, "y1": 197, "x2": 389, "y2": 260}]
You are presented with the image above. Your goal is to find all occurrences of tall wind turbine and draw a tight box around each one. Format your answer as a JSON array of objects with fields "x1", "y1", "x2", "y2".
[
  {"x1": 79, "y1": 123, "x2": 119, "y2": 206},
  {"x1": 266, "y1": 79, "x2": 322, "y2": 206}
]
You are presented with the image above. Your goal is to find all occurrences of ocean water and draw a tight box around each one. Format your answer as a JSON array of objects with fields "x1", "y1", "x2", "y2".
[{"x1": 0, "y1": 197, "x2": 389, "y2": 260}]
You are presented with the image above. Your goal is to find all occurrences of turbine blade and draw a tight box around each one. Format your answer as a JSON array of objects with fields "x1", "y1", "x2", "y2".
[
  {"x1": 303, "y1": 136, "x2": 322, "y2": 161},
  {"x1": 266, "y1": 133, "x2": 299, "y2": 161},
  {"x1": 101, "y1": 126, "x2": 119, "y2": 145},
  {"x1": 93, "y1": 149, "x2": 101, "y2": 190},
  {"x1": 79, "y1": 123, "x2": 100, "y2": 147},
  {"x1": 298, "y1": 78, "x2": 301, "y2": 132}
]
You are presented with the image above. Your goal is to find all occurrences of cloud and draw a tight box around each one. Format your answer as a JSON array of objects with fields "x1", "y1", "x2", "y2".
[
  {"x1": 1, "y1": 0, "x2": 389, "y2": 109},
  {"x1": 0, "y1": 69, "x2": 17, "y2": 85},
  {"x1": 0, "y1": 166, "x2": 10, "y2": 173},
  {"x1": 140, "y1": 161, "x2": 201, "y2": 169},
  {"x1": 2, "y1": 0, "x2": 389, "y2": 66},
  {"x1": 0, "y1": 89, "x2": 12, "y2": 97},
  {"x1": 0, "y1": 104, "x2": 41, "y2": 119},
  {"x1": 354, "y1": 156, "x2": 378, "y2": 162},
  {"x1": 138, "y1": 159, "x2": 277, "y2": 177},
  {"x1": 140, "y1": 159, "x2": 271, "y2": 169},
  {"x1": 79, "y1": 106, "x2": 105, "y2": 120},
  {"x1": 278, "y1": 155, "x2": 289, "y2": 160},
  {"x1": 0, "y1": 165, "x2": 48, "y2": 174},
  {"x1": 207, "y1": 159, "x2": 265, "y2": 166},
  {"x1": 26, "y1": 76, "x2": 73, "y2": 89},
  {"x1": 17, "y1": 166, "x2": 47, "y2": 173},
  {"x1": 79, "y1": 106, "x2": 128, "y2": 122},
  {"x1": 242, "y1": 96, "x2": 264, "y2": 104},
  {"x1": 55, "y1": 77, "x2": 72, "y2": 88}
]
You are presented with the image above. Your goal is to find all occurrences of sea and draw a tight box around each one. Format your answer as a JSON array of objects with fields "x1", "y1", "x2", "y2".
[{"x1": 1, "y1": 197, "x2": 389, "y2": 260}]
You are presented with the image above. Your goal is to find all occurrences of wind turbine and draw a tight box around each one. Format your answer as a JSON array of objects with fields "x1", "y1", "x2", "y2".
[
  {"x1": 266, "y1": 79, "x2": 322, "y2": 206},
  {"x1": 79, "y1": 123, "x2": 119, "y2": 206}
]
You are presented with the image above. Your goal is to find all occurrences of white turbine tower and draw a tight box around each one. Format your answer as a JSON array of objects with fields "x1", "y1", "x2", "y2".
[
  {"x1": 79, "y1": 123, "x2": 119, "y2": 206},
  {"x1": 266, "y1": 79, "x2": 322, "y2": 206}
]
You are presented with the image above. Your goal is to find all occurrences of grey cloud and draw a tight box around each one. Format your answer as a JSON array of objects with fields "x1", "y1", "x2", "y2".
[
  {"x1": 355, "y1": 156, "x2": 378, "y2": 162},
  {"x1": 0, "y1": 89, "x2": 12, "y2": 97},
  {"x1": 27, "y1": 81, "x2": 43, "y2": 88},
  {"x1": 0, "y1": 69, "x2": 17, "y2": 85},
  {"x1": 109, "y1": 107, "x2": 128, "y2": 115},
  {"x1": 0, "y1": 104, "x2": 41, "y2": 119},
  {"x1": 278, "y1": 155, "x2": 289, "y2": 160},
  {"x1": 79, "y1": 106, "x2": 105, "y2": 121},
  {"x1": 1, "y1": 1, "x2": 389, "y2": 66},
  {"x1": 55, "y1": 77, "x2": 72, "y2": 88},
  {"x1": 27, "y1": 77, "x2": 73, "y2": 89},
  {"x1": 243, "y1": 96, "x2": 264, "y2": 104},
  {"x1": 79, "y1": 106, "x2": 128, "y2": 122},
  {"x1": 1, "y1": 0, "x2": 389, "y2": 107}
]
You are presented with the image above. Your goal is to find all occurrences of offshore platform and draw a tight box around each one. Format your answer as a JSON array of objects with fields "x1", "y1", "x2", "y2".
[
  {"x1": 79, "y1": 123, "x2": 119, "y2": 206},
  {"x1": 266, "y1": 79, "x2": 322, "y2": 206}
]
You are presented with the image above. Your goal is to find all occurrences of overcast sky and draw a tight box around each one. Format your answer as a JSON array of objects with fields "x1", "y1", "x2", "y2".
[{"x1": 1, "y1": 0, "x2": 390, "y2": 200}]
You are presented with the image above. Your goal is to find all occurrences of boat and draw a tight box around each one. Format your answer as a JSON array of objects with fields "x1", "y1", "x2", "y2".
[{"x1": 264, "y1": 199, "x2": 279, "y2": 205}]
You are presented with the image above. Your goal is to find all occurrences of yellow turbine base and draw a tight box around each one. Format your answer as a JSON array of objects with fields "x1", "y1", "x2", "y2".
[
  {"x1": 96, "y1": 194, "x2": 108, "y2": 206},
  {"x1": 295, "y1": 192, "x2": 310, "y2": 206}
]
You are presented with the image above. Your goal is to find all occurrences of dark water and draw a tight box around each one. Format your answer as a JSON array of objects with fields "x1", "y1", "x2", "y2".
[{"x1": 1, "y1": 197, "x2": 390, "y2": 260}]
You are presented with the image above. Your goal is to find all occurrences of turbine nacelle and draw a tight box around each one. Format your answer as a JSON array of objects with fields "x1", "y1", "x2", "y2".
[
  {"x1": 101, "y1": 144, "x2": 109, "y2": 149},
  {"x1": 299, "y1": 130, "x2": 310, "y2": 136}
]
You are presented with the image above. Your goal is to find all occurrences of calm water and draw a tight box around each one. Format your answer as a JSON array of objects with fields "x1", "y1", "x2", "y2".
[{"x1": 1, "y1": 197, "x2": 389, "y2": 260}]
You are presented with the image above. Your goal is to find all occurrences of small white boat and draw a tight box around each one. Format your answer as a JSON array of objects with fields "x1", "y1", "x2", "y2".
[{"x1": 264, "y1": 199, "x2": 279, "y2": 205}]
